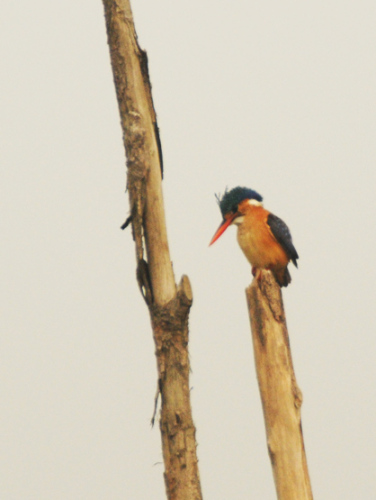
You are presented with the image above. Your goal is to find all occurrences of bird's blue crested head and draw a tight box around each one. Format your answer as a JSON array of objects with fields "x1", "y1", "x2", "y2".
[{"x1": 216, "y1": 186, "x2": 263, "y2": 218}]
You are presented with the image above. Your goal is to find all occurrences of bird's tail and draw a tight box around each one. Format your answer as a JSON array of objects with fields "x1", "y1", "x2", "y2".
[{"x1": 273, "y1": 267, "x2": 291, "y2": 287}]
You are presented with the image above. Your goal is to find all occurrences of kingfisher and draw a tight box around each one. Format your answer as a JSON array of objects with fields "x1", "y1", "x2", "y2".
[{"x1": 210, "y1": 186, "x2": 299, "y2": 287}]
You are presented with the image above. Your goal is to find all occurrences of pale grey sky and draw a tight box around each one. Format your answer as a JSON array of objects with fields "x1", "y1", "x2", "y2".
[{"x1": 1, "y1": 1, "x2": 376, "y2": 498}]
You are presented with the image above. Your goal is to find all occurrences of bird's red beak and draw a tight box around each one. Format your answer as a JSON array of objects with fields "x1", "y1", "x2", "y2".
[{"x1": 209, "y1": 213, "x2": 238, "y2": 246}]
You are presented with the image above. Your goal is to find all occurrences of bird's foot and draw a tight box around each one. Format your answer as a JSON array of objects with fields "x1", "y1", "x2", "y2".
[{"x1": 252, "y1": 267, "x2": 263, "y2": 282}]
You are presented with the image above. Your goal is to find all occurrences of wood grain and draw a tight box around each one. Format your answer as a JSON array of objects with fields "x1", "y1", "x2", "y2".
[
  {"x1": 246, "y1": 272, "x2": 313, "y2": 500},
  {"x1": 102, "y1": 2, "x2": 202, "y2": 498}
]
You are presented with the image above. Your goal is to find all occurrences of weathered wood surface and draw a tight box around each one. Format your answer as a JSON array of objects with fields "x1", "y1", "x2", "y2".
[
  {"x1": 102, "y1": 2, "x2": 202, "y2": 498},
  {"x1": 246, "y1": 272, "x2": 313, "y2": 500}
]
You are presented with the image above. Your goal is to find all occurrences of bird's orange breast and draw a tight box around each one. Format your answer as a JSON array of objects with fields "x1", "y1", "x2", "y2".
[{"x1": 236, "y1": 202, "x2": 289, "y2": 269}]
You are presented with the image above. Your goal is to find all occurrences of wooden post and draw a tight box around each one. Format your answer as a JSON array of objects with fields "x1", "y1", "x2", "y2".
[
  {"x1": 246, "y1": 272, "x2": 313, "y2": 500},
  {"x1": 102, "y1": 1, "x2": 202, "y2": 498}
]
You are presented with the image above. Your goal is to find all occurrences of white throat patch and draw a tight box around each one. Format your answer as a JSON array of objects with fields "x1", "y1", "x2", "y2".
[{"x1": 233, "y1": 216, "x2": 245, "y2": 226}]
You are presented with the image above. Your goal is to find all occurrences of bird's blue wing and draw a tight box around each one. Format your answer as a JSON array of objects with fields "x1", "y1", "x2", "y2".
[{"x1": 267, "y1": 213, "x2": 299, "y2": 267}]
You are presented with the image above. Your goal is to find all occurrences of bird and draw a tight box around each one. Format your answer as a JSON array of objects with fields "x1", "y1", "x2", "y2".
[{"x1": 209, "y1": 186, "x2": 299, "y2": 287}]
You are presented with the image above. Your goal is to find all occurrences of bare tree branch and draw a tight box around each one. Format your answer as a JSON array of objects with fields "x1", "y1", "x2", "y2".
[
  {"x1": 102, "y1": 1, "x2": 202, "y2": 498},
  {"x1": 246, "y1": 272, "x2": 313, "y2": 500}
]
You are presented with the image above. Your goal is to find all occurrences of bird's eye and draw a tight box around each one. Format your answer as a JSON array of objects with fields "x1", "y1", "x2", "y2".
[{"x1": 232, "y1": 205, "x2": 238, "y2": 214}]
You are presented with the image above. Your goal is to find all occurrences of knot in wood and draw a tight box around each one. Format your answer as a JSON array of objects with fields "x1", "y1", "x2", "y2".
[{"x1": 151, "y1": 295, "x2": 190, "y2": 344}]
